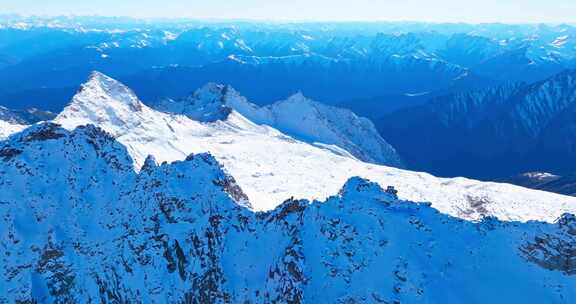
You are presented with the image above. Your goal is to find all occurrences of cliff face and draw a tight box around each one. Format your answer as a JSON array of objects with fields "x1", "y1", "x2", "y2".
[{"x1": 380, "y1": 70, "x2": 576, "y2": 178}]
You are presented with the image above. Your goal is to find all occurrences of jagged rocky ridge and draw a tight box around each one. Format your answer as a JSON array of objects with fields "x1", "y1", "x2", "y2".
[
  {"x1": 35, "y1": 71, "x2": 576, "y2": 221},
  {"x1": 379, "y1": 69, "x2": 576, "y2": 179},
  {"x1": 156, "y1": 83, "x2": 403, "y2": 167},
  {"x1": 1, "y1": 123, "x2": 576, "y2": 303}
]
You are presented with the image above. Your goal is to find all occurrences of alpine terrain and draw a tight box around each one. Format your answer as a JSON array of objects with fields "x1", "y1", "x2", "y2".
[
  {"x1": 43, "y1": 71, "x2": 576, "y2": 221},
  {"x1": 2, "y1": 12, "x2": 576, "y2": 304},
  {"x1": 156, "y1": 83, "x2": 404, "y2": 166},
  {"x1": 1, "y1": 123, "x2": 576, "y2": 303},
  {"x1": 379, "y1": 69, "x2": 576, "y2": 179}
]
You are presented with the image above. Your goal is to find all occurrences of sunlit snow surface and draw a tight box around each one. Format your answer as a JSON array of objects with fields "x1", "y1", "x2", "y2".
[
  {"x1": 156, "y1": 82, "x2": 404, "y2": 167},
  {"x1": 0, "y1": 120, "x2": 26, "y2": 140},
  {"x1": 44, "y1": 72, "x2": 576, "y2": 222}
]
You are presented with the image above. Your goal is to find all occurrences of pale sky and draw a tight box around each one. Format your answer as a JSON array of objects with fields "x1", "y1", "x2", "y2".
[{"x1": 2, "y1": 0, "x2": 575, "y2": 23}]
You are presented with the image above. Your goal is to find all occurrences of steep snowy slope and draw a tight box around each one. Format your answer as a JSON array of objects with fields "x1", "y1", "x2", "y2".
[
  {"x1": 0, "y1": 121, "x2": 25, "y2": 140},
  {"x1": 157, "y1": 83, "x2": 403, "y2": 166},
  {"x1": 0, "y1": 109, "x2": 26, "y2": 139},
  {"x1": 51, "y1": 72, "x2": 576, "y2": 222},
  {"x1": 1, "y1": 123, "x2": 575, "y2": 303}
]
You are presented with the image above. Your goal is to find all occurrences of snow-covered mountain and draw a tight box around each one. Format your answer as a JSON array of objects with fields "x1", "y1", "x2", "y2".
[
  {"x1": 3, "y1": 20, "x2": 576, "y2": 113},
  {"x1": 157, "y1": 83, "x2": 403, "y2": 166},
  {"x1": 44, "y1": 72, "x2": 576, "y2": 222},
  {"x1": 1, "y1": 122, "x2": 576, "y2": 303},
  {"x1": 0, "y1": 120, "x2": 25, "y2": 140},
  {"x1": 0, "y1": 107, "x2": 26, "y2": 139}
]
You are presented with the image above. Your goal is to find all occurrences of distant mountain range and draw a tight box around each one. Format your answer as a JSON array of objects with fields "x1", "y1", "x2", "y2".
[
  {"x1": 0, "y1": 18, "x2": 575, "y2": 112},
  {"x1": 122, "y1": 53, "x2": 477, "y2": 108},
  {"x1": 1, "y1": 17, "x2": 576, "y2": 189}
]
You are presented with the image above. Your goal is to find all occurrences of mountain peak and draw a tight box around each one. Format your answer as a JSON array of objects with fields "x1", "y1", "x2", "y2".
[
  {"x1": 338, "y1": 176, "x2": 391, "y2": 200},
  {"x1": 195, "y1": 82, "x2": 229, "y2": 95},
  {"x1": 283, "y1": 91, "x2": 310, "y2": 104},
  {"x1": 264, "y1": 93, "x2": 404, "y2": 167},
  {"x1": 55, "y1": 72, "x2": 146, "y2": 130},
  {"x1": 87, "y1": 70, "x2": 109, "y2": 82},
  {"x1": 156, "y1": 83, "x2": 404, "y2": 167},
  {"x1": 192, "y1": 82, "x2": 236, "y2": 107},
  {"x1": 80, "y1": 71, "x2": 143, "y2": 112},
  {"x1": 156, "y1": 82, "x2": 250, "y2": 122},
  {"x1": 140, "y1": 155, "x2": 158, "y2": 173}
]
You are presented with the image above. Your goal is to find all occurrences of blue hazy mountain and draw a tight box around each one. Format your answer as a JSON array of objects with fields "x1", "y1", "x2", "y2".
[
  {"x1": 1, "y1": 17, "x2": 575, "y2": 112},
  {"x1": 1, "y1": 16, "x2": 576, "y2": 181},
  {"x1": 378, "y1": 69, "x2": 576, "y2": 179},
  {"x1": 0, "y1": 105, "x2": 55, "y2": 124},
  {"x1": 122, "y1": 54, "x2": 473, "y2": 107},
  {"x1": 498, "y1": 172, "x2": 576, "y2": 196}
]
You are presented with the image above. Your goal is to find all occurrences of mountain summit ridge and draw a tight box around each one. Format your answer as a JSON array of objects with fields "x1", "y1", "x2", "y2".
[
  {"x1": 55, "y1": 71, "x2": 145, "y2": 131},
  {"x1": 5, "y1": 71, "x2": 576, "y2": 221},
  {"x1": 157, "y1": 82, "x2": 404, "y2": 167}
]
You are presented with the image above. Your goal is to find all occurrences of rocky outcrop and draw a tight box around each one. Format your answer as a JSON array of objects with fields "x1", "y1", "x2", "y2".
[{"x1": 1, "y1": 123, "x2": 576, "y2": 302}]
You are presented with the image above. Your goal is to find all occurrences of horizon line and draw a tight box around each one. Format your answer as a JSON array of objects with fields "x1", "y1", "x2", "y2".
[{"x1": 1, "y1": 12, "x2": 575, "y2": 26}]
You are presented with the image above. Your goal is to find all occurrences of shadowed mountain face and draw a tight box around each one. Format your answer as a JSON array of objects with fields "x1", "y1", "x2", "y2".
[
  {"x1": 2, "y1": 123, "x2": 576, "y2": 303},
  {"x1": 499, "y1": 172, "x2": 576, "y2": 197},
  {"x1": 156, "y1": 83, "x2": 404, "y2": 167},
  {"x1": 379, "y1": 70, "x2": 576, "y2": 179}
]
